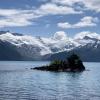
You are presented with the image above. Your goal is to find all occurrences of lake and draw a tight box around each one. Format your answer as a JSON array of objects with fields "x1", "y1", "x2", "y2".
[{"x1": 0, "y1": 61, "x2": 100, "y2": 100}]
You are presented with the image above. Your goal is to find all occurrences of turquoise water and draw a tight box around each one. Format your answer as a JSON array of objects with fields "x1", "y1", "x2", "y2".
[{"x1": 0, "y1": 61, "x2": 100, "y2": 100}]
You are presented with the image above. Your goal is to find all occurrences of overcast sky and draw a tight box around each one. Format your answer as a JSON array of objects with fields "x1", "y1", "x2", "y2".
[{"x1": 0, "y1": 0, "x2": 100, "y2": 37}]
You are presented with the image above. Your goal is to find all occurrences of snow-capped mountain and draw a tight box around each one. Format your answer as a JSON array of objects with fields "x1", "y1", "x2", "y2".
[
  {"x1": 74, "y1": 31, "x2": 100, "y2": 45},
  {"x1": 0, "y1": 31, "x2": 78, "y2": 60},
  {"x1": 0, "y1": 31, "x2": 100, "y2": 61},
  {"x1": 49, "y1": 31, "x2": 100, "y2": 61}
]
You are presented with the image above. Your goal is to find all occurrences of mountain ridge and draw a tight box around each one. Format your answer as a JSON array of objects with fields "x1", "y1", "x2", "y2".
[{"x1": 0, "y1": 31, "x2": 100, "y2": 61}]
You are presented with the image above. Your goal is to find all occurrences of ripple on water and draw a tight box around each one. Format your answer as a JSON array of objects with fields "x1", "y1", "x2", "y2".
[{"x1": 0, "y1": 61, "x2": 100, "y2": 100}]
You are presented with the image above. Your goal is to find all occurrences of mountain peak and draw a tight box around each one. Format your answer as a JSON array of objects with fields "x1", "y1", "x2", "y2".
[
  {"x1": 74, "y1": 31, "x2": 100, "y2": 40},
  {"x1": 0, "y1": 30, "x2": 23, "y2": 36}
]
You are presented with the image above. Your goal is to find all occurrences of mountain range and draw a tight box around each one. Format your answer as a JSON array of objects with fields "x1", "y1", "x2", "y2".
[{"x1": 0, "y1": 31, "x2": 100, "y2": 61}]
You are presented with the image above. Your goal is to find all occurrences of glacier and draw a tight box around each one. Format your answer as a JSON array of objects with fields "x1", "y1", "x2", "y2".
[{"x1": 0, "y1": 31, "x2": 100, "y2": 61}]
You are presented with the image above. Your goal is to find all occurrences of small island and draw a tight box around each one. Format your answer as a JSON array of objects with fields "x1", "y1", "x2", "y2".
[{"x1": 31, "y1": 54, "x2": 85, "y2": 72}]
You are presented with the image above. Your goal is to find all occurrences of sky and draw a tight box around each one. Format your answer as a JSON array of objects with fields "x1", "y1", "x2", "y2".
[{"x1": 0, "y1": 0, "x2": 100, "y2": 37}]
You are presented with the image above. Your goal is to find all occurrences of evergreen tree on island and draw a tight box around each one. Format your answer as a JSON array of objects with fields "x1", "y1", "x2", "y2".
[{"x1": 32, "y1": 53, "x2": 85, "y2": 72}]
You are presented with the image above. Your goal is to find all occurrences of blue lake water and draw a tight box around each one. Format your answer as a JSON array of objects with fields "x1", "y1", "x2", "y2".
[{"x1": 0, "y1": 61, "x2": 100, "y2": 100}]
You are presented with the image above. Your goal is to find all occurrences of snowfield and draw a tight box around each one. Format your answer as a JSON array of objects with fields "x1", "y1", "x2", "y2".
[{"x1": 0, "y1": 31, "x2": 100, "y2": 61}]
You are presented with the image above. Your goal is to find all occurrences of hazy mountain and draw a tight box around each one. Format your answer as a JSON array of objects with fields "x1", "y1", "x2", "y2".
[{"x1": 0, "y1": 31, "x2": 100, "y2": 61}]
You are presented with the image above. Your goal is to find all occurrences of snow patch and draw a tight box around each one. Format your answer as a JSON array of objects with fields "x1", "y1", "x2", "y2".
[{"x1": 74, "y1": 31, "x2": 100, "y2": 40}]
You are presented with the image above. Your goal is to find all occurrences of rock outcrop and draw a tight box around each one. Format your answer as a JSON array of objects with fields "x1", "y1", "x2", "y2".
[{"x1": 32, "y1": 54, "x2": 85, "y2": 72}]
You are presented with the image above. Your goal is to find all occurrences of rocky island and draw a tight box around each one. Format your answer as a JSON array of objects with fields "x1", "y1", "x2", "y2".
[{"x1": 31, "y1": 54, "x2": 85, "y2": 72}]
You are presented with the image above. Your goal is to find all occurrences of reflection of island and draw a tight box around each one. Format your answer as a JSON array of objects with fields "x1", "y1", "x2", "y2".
[{"x1": 31, "y1": 54, "x2": 85, "y2": 72}]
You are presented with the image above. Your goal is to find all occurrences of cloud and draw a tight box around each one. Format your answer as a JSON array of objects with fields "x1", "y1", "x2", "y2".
[
  {"x1": 57, "y1": 16, "x2": 99, "y2": 29},
  {"x1": 58, "y1": 22, "x2": 72, "y2": 29},
  {"x1": 0, "y1": 2, "x2": 82, "y2": 28},
  {"x1": 52, "y1": 0, "x2": 81, "y2": 6},
  {"x1": 53, "y1": 31, "x2": 68, "y2": 40},
  {"x1": 0, "y1": 9, "x2": 20, "y2": 16},
  {"x1": 83, "y1": 0, "x2": 100, "y2": 12},
  {"x1": 53, "y1": 31, "x2": 100, "y2": 41},
  {"x1": 0, "y1": 0, "x2": 99, "y2": 28},
  {"x1": 0, "y1": 17, "x2": 32, "y2": 27},
  {"x1": 0, "y1": 9, "x2": 40, "y2": 27},
  {"x1": 74, "y1": 16, "x2": 99, "y2": 27},
  {"x1": 74, "y1": 31, "x2": 100, "y2": 39},
  {"x1": 52, "y1": 0, "x2": 100, "y2": 12},
  {"x1": 36, "y1": 3, "x2": 82, "y2": 15}
]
